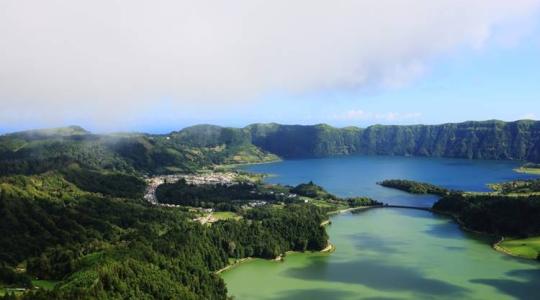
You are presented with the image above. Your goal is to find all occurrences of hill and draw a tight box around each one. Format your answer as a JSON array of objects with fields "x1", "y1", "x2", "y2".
[
  {"x1": 174, "y1": 120, "x2": 540, "y2": 162},
  {"x1": 0, "y1": 171, "x2": 330, "y2": 299},
  {"x1": 0, "y1": 126, "x2": 276, "y2": 177},
  {"x1": 2, "y1": 120, "x2": 539, "y2": 179}
]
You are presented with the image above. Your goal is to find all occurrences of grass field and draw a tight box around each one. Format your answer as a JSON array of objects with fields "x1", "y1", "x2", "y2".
[
  {"x1": 32, "y1": 279, "x2": 59, "y2": 290},
  {"x1": 498, "y1": 237, "x2": 540, "y2": 259},
  {"x1": 0, "y1": 280, "x2": 59, "y2": 297},
  {"x1": 213, "y1": 211, "x2": 241, "y2": 221}
]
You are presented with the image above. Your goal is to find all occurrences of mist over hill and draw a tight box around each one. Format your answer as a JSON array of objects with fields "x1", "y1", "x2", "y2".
[
  {"x1": 2, "y1": 120, "x2": 539, "y2": 177},
  {"x1": 4, "y1": 119, "x2": 538, "y2": 209}
]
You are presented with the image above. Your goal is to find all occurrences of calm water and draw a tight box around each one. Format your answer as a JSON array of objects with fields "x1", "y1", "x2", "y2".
[
  {"x1": 222, "y1": 156, "x2": 540, "y2": 299},
  {"x1": 242, "y1": 156, "x2": 536, "y2": 207}
]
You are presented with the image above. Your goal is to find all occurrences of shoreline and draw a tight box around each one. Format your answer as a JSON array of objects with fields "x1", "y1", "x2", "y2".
[
  {"x1": 215, "y1": 257, "x2": 253, "y2": 274},
  {"x1": 513, "y1": 167, "x2": 540, "y2": 175},
  {"x1": 367, "y1": 205, "x2": 539, "y2": 261},
  {"x1": 431, "y1": 209, "x2": 540, "y2": 261},
  {"x1": 492, "y1": 236, "x2": 540, "y2": 260},
  {"x1": 215, "y1": 158, "x2": 283, "y2": 170},
  {"x1": 217, "y1": 206, "x2": 385, "y2": 276},
  {"x1": 493, "y1": 237, "x2": 515, "y2": 257},
  {"x1": 327, "y1": 205, "x2": 381, "y2": 216},
  {"x1": 430, "y1": 208, "x2": 502, "y2": 237},
  {"x1": 320, "y1": 242, "x2": 335, "y2": 253},
  {"x1": 274, "y1": 242, "x2": 337, "y2": 262},
  {"x1": 358, "y1": 204, "x2": 533, "y2": 261},
  {"x1": 217, "y1": 242, "x2": 336, "y2": 275},
  {"x1": 218, "y1": 204, "x2": 539, "y2": 279}
]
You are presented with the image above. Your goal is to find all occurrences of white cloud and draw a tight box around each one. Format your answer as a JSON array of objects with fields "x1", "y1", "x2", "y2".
[
  {"x1": 332, "y1": 110, "x2": 422, "y2": 122},
  {"x1": 0, "y1": 0, "x2": 539, "y2": 127},
  {"x1": 520, "y1": 113, "x2": 537, "y2": 120}
]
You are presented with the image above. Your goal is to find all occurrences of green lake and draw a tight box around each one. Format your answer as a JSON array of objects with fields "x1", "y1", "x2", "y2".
[{"x1": 222, "y1": 156, "x2": 540, "y2": 299}]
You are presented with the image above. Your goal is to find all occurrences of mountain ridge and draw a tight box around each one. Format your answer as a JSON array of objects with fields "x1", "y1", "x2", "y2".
[
  {"x1": 2, "y1": 119, "x2": 539, "y2": 177},
  {"x1": 175, "y1": 119, "x2": 540, "y2": 162}
]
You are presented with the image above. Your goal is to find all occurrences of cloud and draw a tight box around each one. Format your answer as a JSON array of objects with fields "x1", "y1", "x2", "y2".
[
  {"x1": 0, "y1": 0, "x2": 539, "y2": 128},
  {"x1": 520, "y1": 113, "x2": 537, "y2": 120},
  {"x1": 332, "y1": 110, "x2": 422, "y2": 122}
]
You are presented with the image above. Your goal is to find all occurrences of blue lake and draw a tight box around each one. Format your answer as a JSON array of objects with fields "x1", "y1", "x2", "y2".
[{"x1": 241, "y1": 156, "x2": 536, "y2": 207}]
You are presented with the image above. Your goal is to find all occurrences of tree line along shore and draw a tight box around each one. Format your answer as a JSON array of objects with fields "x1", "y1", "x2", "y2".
[{"x1": 379, "y1": 177, "x2": 540, "y2": 260}]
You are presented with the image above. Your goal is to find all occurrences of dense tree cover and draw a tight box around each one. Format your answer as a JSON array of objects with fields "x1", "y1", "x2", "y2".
[
  {"x1": 0, "y1": 129, "x2": 206, "y2": 176},
  {"x1": 0, "y1": 267, "x2": 32, "y2": 289},
  {"x1": 433, "y1": 193, "x2": 540, "y2": 237},
  {"x1": 155, "y1": 179, "x2": 298, "y2": 211},
  {"x1": 174, "y1": 120, "x2": 540, "y2": 162},
  {"x1": 60, "y1": 165, "x2": 145, "y2": 198},
  {"x1": 169, "y1": 125, "x2": 278, "y2": 165},
  {"x1": 379, "y1": 179, "x2": 451, "y2": 196},
  {"x1": 156, "y1": 179, "x2": 376, "y2": 212},
  {"x1": 289, "y1": 182, "x2": 382, "y2": 208},
  {"x1": 0, "y1": 170, "x2": 330, "y2": 299},
  {"x1": 0, "y1": 173, "x2": 172, "y2": 265},
  {"x1": 238, "y1": 205, "x2": 328, "y2": 255},
  {"x1": 248, "y1": 123, "x2": 362, "y2": 158},
  {"x1": 170, "y1": 125, "x2": 251, "y2": 148},
  {"x1": 346, "y1": 197, "x2": 381, "y2": 207},
  {"x1": 0, "y1": 126, "x2": 277, "y2": 178},
  {"x1": 291, "y1": 181, "x2": 337, "y2": 200}
]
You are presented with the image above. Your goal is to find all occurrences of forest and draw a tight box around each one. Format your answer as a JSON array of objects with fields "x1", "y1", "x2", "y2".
[
  {"x1": 433, "y1": 193, "x2": 540, "y2": 237},
  {"x1": 0, "y1": 170, "x2": 329, "y2": 299},
  {"x1": 0, "y1": 125, "x2": 276, "y2": 177},
  {"x1": 155, "y1": 179, "x2": 381, "y2": 213},
  {"x1": 378, "y1": 179, "x2": 451, "y2": 196},
  {"x1": 155, "y1": 179, "x2": 296, "y2": 211},
  {"x1": 380, "y1": 177, "x2": 540, "y2": 240}
]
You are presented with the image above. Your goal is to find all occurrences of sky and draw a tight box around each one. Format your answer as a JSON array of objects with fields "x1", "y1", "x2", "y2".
[{"x1": 1, "y1": 0, "x2": 540, "y2": 133}]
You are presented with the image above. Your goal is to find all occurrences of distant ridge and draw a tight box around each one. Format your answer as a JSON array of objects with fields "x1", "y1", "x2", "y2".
[
  {"x1": 174, "y1": 120, "x2": 540, "y2": 162},
  {"x1": 4, "y1": 125, "x2": 90, "y2": 137},
  {"x1": 1, "y1": 120, "x2": 539, "y2": 176}
]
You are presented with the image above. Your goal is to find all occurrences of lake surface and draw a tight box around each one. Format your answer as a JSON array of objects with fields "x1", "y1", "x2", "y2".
[
  {"x1": 222, "y1": 156, "x2": 540, "y2": 299},
  {"x1": 241, "y1": 156, "x2": 536, "y2": 207}
]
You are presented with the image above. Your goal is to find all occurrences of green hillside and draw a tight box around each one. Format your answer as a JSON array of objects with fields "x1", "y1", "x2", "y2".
[
  {"x1": 0, "y1": 126, "x2": 276, "y2": 177},
  {"x1": 172, "y1": 120, "x2": 540, "y2": 162},
  {"x1": 2, "y1": 120, "x2": 539, "y2": 179},
  {"x1": 0, "y1": 171, "x2": 330, "y2": 299}
]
